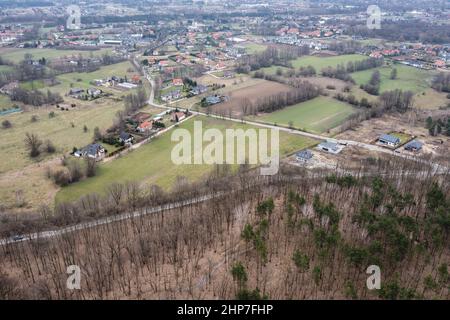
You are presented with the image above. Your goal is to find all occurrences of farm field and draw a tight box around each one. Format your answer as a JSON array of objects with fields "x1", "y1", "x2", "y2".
[
  {"x1": 56, "y1": 115, "x2": 318, "y2": 204},
  {"x1": 291, "y1": 54, "x2": 367, "y2": 70},
  {"x1": 254, "y1": 96, "x2": 358, "y2": 134},
  {"x1": 351, "y1": 64, "x2": 434, "y2": 94},
  {"x1": 0, "y1": 47, "x2": 114, "y2": 64},
  {"x1": 412, "y1": 88, "x2": 450, "y2": 110}
]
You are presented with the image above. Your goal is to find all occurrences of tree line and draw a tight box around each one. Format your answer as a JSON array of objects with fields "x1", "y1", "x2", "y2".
[
  {"x1": 10, "y1": 88, "x2": 63, "y2": 106},
  {"x1": 236, "y1": 46, "x2": 310, "y2": 74},
  {"x1": 240, "y1": 81, "x2": 321, "y2": 116}
]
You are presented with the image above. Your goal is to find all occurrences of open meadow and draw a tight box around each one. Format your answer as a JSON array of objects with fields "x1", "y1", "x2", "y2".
[
  {"x1": 351, "y1": 64, "x2": 434, "y2": 94},
  {"x1": 254, "y1": 96, "x2": 358, "y2": 134}
]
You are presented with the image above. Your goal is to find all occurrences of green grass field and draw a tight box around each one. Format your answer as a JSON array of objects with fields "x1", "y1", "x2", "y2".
[
  {"x1": 254, "y1": 96, "x2": 357, "y2": 134},
  {"x1": 56, "y1": 116, "x2": 318, "y2": 203},
  {"x1": 291, "y1": 54, "x2": 368, "y2": 70},
  {"x1": 244, "y1": 43, "x2": 268, "y2": 54},
  {"x1": 0, "y1": 47, "x2": 113, "y2": 64},
  {"x1": 351, "y1": 64, "x2": 433, "y2": 94},
  {"x1": 0, "y1": 65, "x2": 14, "y2": 72},
  {"x1": 20, "y1": 80, "x2": 46, "y2": 91}
]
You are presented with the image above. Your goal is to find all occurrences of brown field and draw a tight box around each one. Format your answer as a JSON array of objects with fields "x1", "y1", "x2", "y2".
[
  {"x1": 413, "y1": 88, "x2": 450, "y2": 110},
  {"x1": 210, "y1": 80, "x2": 293, "y2": 117}
]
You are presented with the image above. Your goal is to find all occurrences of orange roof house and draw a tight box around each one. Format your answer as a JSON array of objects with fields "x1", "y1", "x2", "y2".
[
  {"x1": 137, "y1": 120, "x2": 153, "y2": 132},
  {"x1": 172, "y1": 78, "x2": 184, "y2": 86}
]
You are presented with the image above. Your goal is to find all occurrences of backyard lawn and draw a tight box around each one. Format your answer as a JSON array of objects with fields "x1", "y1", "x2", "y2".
[
  {"x1": 56, "y1": 115, "x2": 318, "y2": 203},
  {"x1": 254, "y1": 96, "x2": 357, "y2": 134}
]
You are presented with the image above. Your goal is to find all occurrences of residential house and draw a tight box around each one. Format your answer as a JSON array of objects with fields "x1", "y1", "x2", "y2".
[
  {"x1": 317, "y1": 141, "x2": 342, "y2": 154},
  {"x1": 87, "y1": 88, "x2": 102, "y2": 98},
  {"x1": 171, "y1": 112, "x2": 186, "y2": 122},
  {"x1": 190, "y1": 85, "x2": 208, "y2": 96},
  {"x1": 204, "y1": 96, "x2": 222, "y2": 106},
  {"x1": 296, "y1": 150, "x2": 313, "y2": 163},
  {"x1": 131, "y1": 75, "x2": 141, "y2": 84},
  {"x1": 172, "y1": 78, "x2": 184, "y2": 86},
  {"x1": 378, "y1": 134, "x2": 400, "y2": 147},
  {"x1": 404, "y1": 140, "x2": 423, "y2": 152},
  {"x1": 69, "y1": 88, "x2": 85, "y2": 97},
  {"x1": 119, "y1": 132, "x2": 134, "y2": 144},
  {"x1": 137, "y1": 120, "x2": 153, "y2": 133},
  {"x1": 74, "y1": 143, "x2": 106, "y2": 160},
  {"x1": 161, "y1": 89, "x2": 181, "y2": 102}
]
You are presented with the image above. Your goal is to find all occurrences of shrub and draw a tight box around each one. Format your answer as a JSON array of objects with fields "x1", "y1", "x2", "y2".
[
  {"x1": 85, "y1": 158, "x2": 97, "y2": 177},
  {"x1": 52, "y1": 170, "x2": 71, "y2": 187},
  {"x1": 68, "y1": 162, "x2": 83, "y2": 183},
  {"x1": 1, "y1": 120, "x2": 12, "y2": 129},
  {"x1": 24, "y1": 132, "x2": 42, "y2": 158},
  {"x1": 45, "y1": 140, "x2": 56, "y2": 154}
]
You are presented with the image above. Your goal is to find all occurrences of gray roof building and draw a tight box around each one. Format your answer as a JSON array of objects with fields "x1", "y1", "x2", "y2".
[
  {"x1": 296, "y1": 149, "x2": 313, "y2": 161},
  {"x1": 379, "y1": 134, "x2": 400, "y2": 145},
  {"x1": 404, "y1": 140, "x2": 423, "y2": 151}
]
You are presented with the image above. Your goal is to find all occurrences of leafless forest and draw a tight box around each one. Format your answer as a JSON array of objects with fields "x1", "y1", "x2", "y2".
[{"x1": 0, "y1": 158, "x2": 449, "y2": 300}]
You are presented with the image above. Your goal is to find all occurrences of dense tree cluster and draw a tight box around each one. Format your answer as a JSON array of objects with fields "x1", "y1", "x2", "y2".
[
  {"x1": 123, "y1": 87, "x2": 148, "y2": 115},
  {"x1": 426, "y1": 116, "x2": 450, "y2": 137},
  {"x1": 378, "y1": 89, "x2": 414, "y2": 113},
  {"x1": 346, "y1": 20, "x2": 450, "y2": 44},
  {"x1": 10, "y1": 88, "x2": 63, "y2": 106},
  {"x1": 432, "y1": 73, "x2": 450, "y2": 93},
  {"x1": 361, "y1": 70, "x2": 381, "y2": 95}
]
